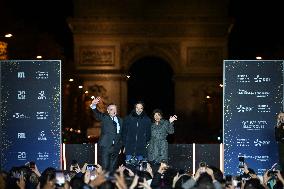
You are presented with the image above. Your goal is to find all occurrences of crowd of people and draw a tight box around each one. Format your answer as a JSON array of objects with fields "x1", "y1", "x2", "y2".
[{"x1": 1, "y1": 158, "x2": 284, "y2": 189}]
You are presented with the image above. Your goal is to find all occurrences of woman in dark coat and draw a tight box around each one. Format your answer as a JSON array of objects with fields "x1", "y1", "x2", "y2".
[{"x1": 147, "y1": 109, "x2": 177, "y2": 163}]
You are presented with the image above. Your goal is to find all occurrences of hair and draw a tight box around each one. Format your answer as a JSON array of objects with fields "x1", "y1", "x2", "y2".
[
  {"x1": 134, "y1": 101, "x2": 145, "y2": 108},
  {"x1": 39, "y1": 167, "x2": 56, "y2": 188},
  {"x1": 196, "y1": 173, "x2": 213, "y2": 187},
  {"x1": 244, "y1": 178, "x2": 264, "y2": 189},
  {"x1": 152, "y1": 109, "x2": 163, "y2": 119},
  {"x1": 107, "y1": 103, "x2": 116, "y2": 108},
  {"x1": 207, "y1": 165, "x2": 224, "y2": 183},
  {"x1": 29, "y1": 172, "x2": 40, "y2": 188},
  {"x1": 70, "y1": 176, "x2": 84, "y2": 189}
]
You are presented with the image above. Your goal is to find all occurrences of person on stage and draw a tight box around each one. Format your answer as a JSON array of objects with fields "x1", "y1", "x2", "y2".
[
  {"x1": 275, "y1": 112, "x2": 284, "y2": 170},
  {"x1": 147, "y1": 109, "x2": 177, "y2": 164},
  {"x1": 122, "y1": 101, "x2": 151, "y2": 163},
  {"x1": 90, "y1": 96, "x2": 123, "y2": 172}
]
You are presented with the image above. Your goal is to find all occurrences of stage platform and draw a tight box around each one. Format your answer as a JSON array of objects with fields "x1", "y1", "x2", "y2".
[{"x1": 63, "y1": 143, "x2": 223, "y2": 173}]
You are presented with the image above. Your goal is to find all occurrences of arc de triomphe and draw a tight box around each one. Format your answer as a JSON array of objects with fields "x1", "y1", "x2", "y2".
[{"x1": 68, "y1": 0, "x2": 230, "y2": 140}]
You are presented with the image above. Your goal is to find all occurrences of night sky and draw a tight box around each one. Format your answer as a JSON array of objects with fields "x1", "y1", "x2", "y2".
[
  {"x1": 228, "y1": 1, "x2": 284, "y2": 59},
  {"x1": 1, "y1": 0, "x2": 284, "y2": 60}
]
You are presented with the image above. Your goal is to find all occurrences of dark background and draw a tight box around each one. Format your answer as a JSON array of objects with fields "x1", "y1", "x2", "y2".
[{"x1": 1, "y1": 0, "x2": 284, "y2": 143}]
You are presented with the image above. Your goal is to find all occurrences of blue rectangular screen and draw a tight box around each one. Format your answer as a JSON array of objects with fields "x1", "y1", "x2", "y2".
[
  {"x1": 223, "y1": 60, "x2": 283, "y2": 175},
  {"x1": 0, "y1": 60, "x2": 61, "y2": 172}
]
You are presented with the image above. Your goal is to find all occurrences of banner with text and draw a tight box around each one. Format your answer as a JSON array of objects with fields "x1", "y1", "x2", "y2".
[
  {"x1": 224, "y1": 60, "x2": 283, "y2": 175},
  {"x1": 0, "y1": 60, "x2": 61, "y2": 171}
]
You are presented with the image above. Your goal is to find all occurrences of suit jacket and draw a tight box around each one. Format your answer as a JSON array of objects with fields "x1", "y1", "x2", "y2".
[{"x1": 92, "y1": 108, "x2": 123, "y2": 148}]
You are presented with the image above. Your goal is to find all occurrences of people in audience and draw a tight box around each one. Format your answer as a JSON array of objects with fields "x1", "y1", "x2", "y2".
[{"x1": 2, "y1": 158, "x2": 284, "y2": 189}]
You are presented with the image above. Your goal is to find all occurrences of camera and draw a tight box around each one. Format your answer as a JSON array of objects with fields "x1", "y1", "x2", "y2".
[
  {"x1": 238, "y1": 157, "x2": 245, "y2": 168},
  {"x1": 140, "y1": 161, "x2": 148, "y2": 171},
  {"x1": 199, "y1": 162, "x2": 206, "y2": 167},
  {"x1": 86, "y1": 164, "x2": 97, "y2": 171},
  {"x1": 199, "y1": 162, "x2": 206, "y2": 173}
]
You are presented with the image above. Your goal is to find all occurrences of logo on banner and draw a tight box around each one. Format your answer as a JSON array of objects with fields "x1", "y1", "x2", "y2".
[
  {"x1": 13, "y1": 113, "x2": 29, "y2": 119},
  {"x1": 17, "y1": 72, "x2": 25, "y2": 78},
  {"x1": 37, "y1": 152, "x2": 49, "y2": 160},
  {"x1": 36, "y1": 71, "x2": 48, "y2": 79},
  {"x1": 18, "y1": 133, "x2": 26, "y2": 139},
  {"x1": 17, "y1": 91, "x2": 26, "y2": 100},
  {"x1": 38, "y1": 131, "x2": 47, "y2": 141},
  {"x1": 38, "y1": 91, "x2": 46, "y2": 100},
  {"x1": 36, "y1": 112, "x2": 49, "y2": 120},
  {"x1": 18, "y1": 152, "x2": 27, "y2": 160},
  {"x1": 254, "y1": 139, "x2": 271, "y2": 147},
  {"x1": 254, "y1": 75, "x2": 271, "y2": 82},
  {"x1": 236, "y1": 105, "x2": 253, "y2": 112},
  {"x1": 257, "y1": 105, "x2": 271, "y2": 113}
]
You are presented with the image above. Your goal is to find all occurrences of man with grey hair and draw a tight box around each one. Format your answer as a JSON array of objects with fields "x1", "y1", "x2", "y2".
[{"x1": 90, "y1": 96, "x2": 123, "y2": 172}]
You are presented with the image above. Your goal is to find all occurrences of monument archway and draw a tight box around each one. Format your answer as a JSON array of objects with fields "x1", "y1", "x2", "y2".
[
  {"x1": 69, "y1": 0, "x2": 229, "y2": 143},
  {"x1": 127, "y1": 56, "x2": 174, "y2": 117}
]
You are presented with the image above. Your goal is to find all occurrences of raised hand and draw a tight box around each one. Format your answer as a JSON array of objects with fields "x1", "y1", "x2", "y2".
[
  {"x1": 169, "y1": 115, "x2": 177, "y2": 123},
  {"x1": 95, "y1": 164, "x2": 103, "y2": 175},
  {"x1": 139, "y1": 178, "x2": 152, "y2": 189},
  {"x1": 129, "y1": 175, "x2": 139, "y2": 189},
  {"x1": 91, "y1": 97, "x2": 101, "y2": 106},
  {"x1": 16, "y1": 171, "x2": 25, "y2": 189}
]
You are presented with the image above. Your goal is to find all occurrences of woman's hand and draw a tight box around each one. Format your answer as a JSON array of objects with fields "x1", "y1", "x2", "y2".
[{"x1": 169, "y1": 115, "x2": 177, "y2": 123}]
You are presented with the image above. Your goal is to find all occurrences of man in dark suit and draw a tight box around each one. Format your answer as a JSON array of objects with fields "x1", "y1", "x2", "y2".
[{"x1": 90, "y1": 96, "x2": 123, "y2": 172}]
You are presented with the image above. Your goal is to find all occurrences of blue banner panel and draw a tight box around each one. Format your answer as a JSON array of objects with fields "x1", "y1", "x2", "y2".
[
  {"x1": 0, "y1": 60, "x2": 61, "y2": 172},
  {"x1": 223, "y1": 60, "x2": 283, "y2": 175}
]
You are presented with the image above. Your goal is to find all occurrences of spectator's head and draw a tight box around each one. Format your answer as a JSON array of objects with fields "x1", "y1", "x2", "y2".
[
  {"x1": 196, "y1": 173, "x2": 213, "y2": 186},
  {"x1": 70, "y1": 175, "x2": 84, "y2": 189},
  {"x1": 244, "y1": 178, "x2": 264, "y2": 189},
  {"x1": 27, "y1": 171, "x2": 40, "y2": 189},
  {"x1": 195, "y1": 182, "x2": 215, "y2": 189},
  {"x1": 7, "y1": 166, "x2": 32, "y2": 189},
  {"x1": 163, "y1": 167, "x2": 178, "y2": 189},
  {"x1": 207, "y1": 165, "x2": 224, "y2": 183},
  {"x1": 40, "y1": 167, "x2": 56, "y2": 188}
]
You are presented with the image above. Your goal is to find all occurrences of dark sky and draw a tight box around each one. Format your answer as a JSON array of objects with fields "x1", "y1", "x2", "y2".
[
  {"x1": 228, "y1": 1, "x2": 284, "y2": 59},
  {"x1": 1, "y1": 0, "x2": 284, "y2": 60}
]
